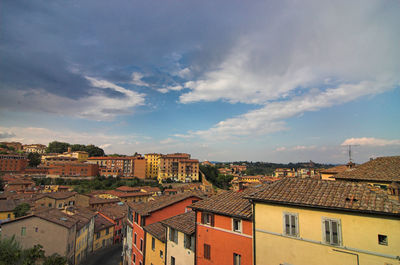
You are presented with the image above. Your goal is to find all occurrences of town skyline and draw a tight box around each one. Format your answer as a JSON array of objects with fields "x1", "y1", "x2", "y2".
[{"x1": 1, "y1": 0, "x2": 400, "y2": 163}]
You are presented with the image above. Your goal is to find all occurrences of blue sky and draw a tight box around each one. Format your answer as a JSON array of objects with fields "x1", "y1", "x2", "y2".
[{"x1": 1, "y1": 0, "x2": 399, "y2": 163}]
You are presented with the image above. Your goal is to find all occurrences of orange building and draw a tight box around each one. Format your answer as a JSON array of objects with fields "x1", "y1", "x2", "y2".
[
  {"x1": 190, "y1": 189, "x2": 256, "y2": 265},
  {"x1": 87, "y1": 156, "x2": 146, "y2": 178},
  {"x1": 0, "y1": 154, "x2": 28, "y2": 172},
  {"x1": 48, "y1": 163, "x2": 99, "y2": 177},
  {"x1": 158, "y1": 153, "x2": 199, "y2": 182},
  {"x1": 123, "y1": 193, "x2": 204, "y2": 265}
]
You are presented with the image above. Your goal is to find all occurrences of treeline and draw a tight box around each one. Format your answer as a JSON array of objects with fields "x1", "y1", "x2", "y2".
[
  {"x1": 46, "y1": 141, "x2": 104, "y2": 157},
  {"x1": 33, "y1": 176, "x2": 162, "y2": 194},
  {"x1": 200, "y1": 165, "x2": 233, "y2": 190}
]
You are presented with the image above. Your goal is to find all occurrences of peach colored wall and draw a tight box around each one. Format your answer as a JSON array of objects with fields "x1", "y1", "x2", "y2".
[{"x1": 196, "y1": 212, "x2": 253, "y2": 265}]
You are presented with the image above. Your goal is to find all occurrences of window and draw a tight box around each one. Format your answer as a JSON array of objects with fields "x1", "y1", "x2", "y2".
[
  {"x1": 204, "y1": 244, "x2": 211, "y2": 260},
  {"x1": 184, "y1": 234, "x2": 194, "y2": 250},
  {"x1": 140, "y1": 217, "x2": 145, "y2": 226},
  {"x1": 58, "y1": 203, "x2": 63, "y2": 208},
  {"x1": 234, "y1": 253, "x2": 241, "y2": 265},
  {"x1": 48, "y1": 203, "x2": 52, "y2": 207},
  {"x1": 232, "y1": 219, "x2": 242, "y2": 233},
  {"x1": 21, "y1": 227, "x2": 26, "y2": 236},
  {"x1": 134, "y1": 233, "x2": 137, "y2": 245},
  {"x1": 96, "y1": 232, "x2": 100, "y2": 239},
  {"x1": 323, "y1": 218, "x2": 341, "y2": 246},
  {"x1": 7, "y1": 213, "x2": 11, "y2": 219},
  {"x1": 139, "y1": 262, "x2": 142, "y2": 265},
  {"x1": 201, "y1": 212, "x2": 214, "y2": 226},
  {"x1": 133, "y1": 254, "x2": 136, "y2": 264},
  {"x1": 106, "y1": 228, "x2": 109, "y2": 235},
  {"x1": 283, "y1": 213, "x2": 298, "y2": 237},
  {"x1": 169, "y1": 228, "x2": 178, "y2": 244},
  {"x1": 378, "y1": 234, "x2": 388, "y2": 246},
  {"x1": 160, "y1": 250, "x2": 163, "y2": 258},
  {"x1": 152, "y1": 237, "x2": 155, "y2": 250},
  {"x1": 171, "y1": 256, "x2": 176, "y2": 265},
  {"x1": 140, "y1": 239, "x2": 143, "y2": 251},
  {"x1": 134, "y1": 212, "x2": 139, "y2": 223}
]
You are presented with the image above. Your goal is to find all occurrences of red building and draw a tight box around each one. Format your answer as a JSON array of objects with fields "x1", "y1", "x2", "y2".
[
  {"x1": 98, "y1": 204, "x2": 128, "y2": 244},
  {"x1": 190, "y1": 189, "x2": 257, "y2": 265},
  {"x1": 124, "y1": 193, "x2": 204, "y2": 265},
  {"x1": 0, "y1": 154, "x2": 28, "y2": 172},
  {"x1": 47, "y1": 163, "x2": 99, "y2": 177}
]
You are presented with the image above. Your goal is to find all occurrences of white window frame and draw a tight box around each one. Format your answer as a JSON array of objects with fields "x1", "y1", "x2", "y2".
[
  {"x1": 283, "y1": 212, "x2": 299, "y2": 237},
  {"x1": 322, "y1": 217, "x2": 342, "y2": 246},
  {"x1": 232, "y1": 218, "x2": 242, "y2": 233}
]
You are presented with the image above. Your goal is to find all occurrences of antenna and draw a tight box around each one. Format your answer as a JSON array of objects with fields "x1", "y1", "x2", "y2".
[{"x1": 347, "y1": 145, "x2": 359, "y2": 163}]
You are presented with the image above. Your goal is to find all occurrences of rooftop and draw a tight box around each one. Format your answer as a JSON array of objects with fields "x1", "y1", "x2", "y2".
[
  {"x1": 247, "y1": 178, "x2": 400, "y2": 217},
  {"x1": 161, "y1": 211, "x2": 195, "y2": 235},
  {"x1": 98, "y1": 204, "x2": 127, "y2": 220},
  {"x1": 143, "y1": 222, "x2": 166, "y2": 242},
  {"x1": 36, "y1": 191, "x2": 77, "y2": 200},
  {"x1": 190, "y1": 187, "x2": 262, "y2": 220},
  {"x1": 0, "y1": 200, "x2": 17, "y2": 212},
  {"x1": 94, "y1": 214, "x2": 114, "y2": 233},
  {"x1": 334, "y1": 156, "x2": 400, "y2": 182},
  {"x1": 127, "y1": 192, "x2": 204, "y2": 216}
]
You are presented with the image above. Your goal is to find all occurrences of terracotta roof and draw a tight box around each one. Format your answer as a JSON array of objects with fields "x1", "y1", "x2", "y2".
[
  {"x1": 143, "y1": 222, "x2": 166, "y2": 242},
  {"x1": 106, "y1": 190, "x2": 150, "y2": 198},
  {"x1": 89, "y1": 197, "x2": 120, "y2": 205},
  {"x1": 0, "y1": 200, "x2": 17, "y2": 212},
  {"x1": 161, "y1": 211, "x2": 195, "y2": 235},
  {"x1": 64, "y1": 207, "x2": 96, "y2": 230},
  {"x1": 140, "y1": 186, "x2": 161, "y2": 193},
  {"x1": 115, "y1": 186, "x2": 141, "y2": 192},
  {"x1": 320, "y1": 165, "x2": 351, "y2": 174},
  {"x1": 247, "y1": 178, "x2": 400, "y2": 216},
  {"x1": 94, "y1": 214, "x2": 114, "y2": 233},
  {"x1": 334, "y1": 156, "x2": 400, "y2": 182},
  {"x1": 36, "y1": 191, "x2": 77, "y2": 200},
  {"x1": 127, "y1": 192, "x2": 204, "y2": 216},
  {"x1": 190, "y1": 187, "x2": 262, "y2": 220},
  {"x1": 98, "y1": 204, "x2": 127, "y2": 220}
]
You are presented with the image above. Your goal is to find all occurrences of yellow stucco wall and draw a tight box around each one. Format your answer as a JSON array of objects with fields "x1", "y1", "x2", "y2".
[
  {"x1": 145, "y1": 154, "x2": 161, "y2": 178},
  {"x1": 145, "y1": 232, "x2": 165, "y2": 265},
  {"x1": 254, "y1": 202, "x2": 400, "y2": 265},
  {"x1": 75, "y1": 225, "x2": 89, "y2": 264},
  {"x1": 0, "y1": 211, "x2": 15, "y2": 221},
  {"x1": 93, "y1": 226, "x2": 114, "y2": 251}
]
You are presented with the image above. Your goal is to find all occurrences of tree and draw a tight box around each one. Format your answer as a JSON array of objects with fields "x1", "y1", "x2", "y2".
[
  {"x1": 43, "y1": 254, "x2": 67, "y2": 265},
  {"x1": 13, "y1": 203, "x2": 31, "y2": 218},
  {"x1": 21, "y1": 244, "x2": 45, "y2": 265},
  {"x1": 0, "y1": 236, "x2": 21, "y2": 265},
  {"x1": 46, "y1": 141, "x2": 70, "y2": 154},
  {"x1": 85, "y1": 144, "x2": 104, "y2": 157},
  {"x1": 27, "y1": 153, "x2": 41, "y2": 167}
]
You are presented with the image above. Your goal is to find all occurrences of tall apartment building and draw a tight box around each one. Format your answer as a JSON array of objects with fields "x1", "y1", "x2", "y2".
[
  {"x1": 158, "y1": 153, "x2": 199, "y2": 182},
  {"x1": 87, "y1": 156, "x2": 146, "y2": 178},
  {"x1": 144, "y1": 153, "x2": 162, "y2": 178},
  {"x1": 0, "y1": 154, "x2": 28, "y2": 172}
]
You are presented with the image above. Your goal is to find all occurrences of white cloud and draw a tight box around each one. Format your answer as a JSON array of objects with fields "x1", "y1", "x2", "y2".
[
  {"x1": 341, "y1": 137, "x2": 400, "y2": 147},
  {"x1": 0, "y1": 77, "x2": 146, "y2": 121},
  {"x1": 275, "y1": 147, "x2": 286, "y2": 152},
  {"x1": 176, "y1": 67, "x2": 191, "y2": 78},
  {"x1": 156, "y1": 85, "x2": 184, "y2": 94},
  {"x1": 130, "y1": 72, "x2": 149, "y2": 87}
]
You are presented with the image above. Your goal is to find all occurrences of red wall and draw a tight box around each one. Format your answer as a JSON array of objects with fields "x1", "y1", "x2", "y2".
[{"x1": 196, "y1": 211, "x2": 253, "y2": 265}]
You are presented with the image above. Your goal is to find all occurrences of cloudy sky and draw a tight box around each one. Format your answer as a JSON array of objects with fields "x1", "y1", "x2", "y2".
[{"x1": 1, "y1": 0, "x2": 399, "y2": 163}]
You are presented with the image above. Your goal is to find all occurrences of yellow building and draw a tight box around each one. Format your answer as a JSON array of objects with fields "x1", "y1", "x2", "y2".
[
  {"x1": 158, "y1": 153, "x2": 199, "y2": 183},
  {"x1": 93, "y1": 214, "x2": 114, "y2": 251},
  {"x1": 145, "y1": 153, "x2": 162, "y2": 178},
  {"x1": 62, "y1": 149, "x2": 89, "y2": 162},
  {"x1": 0, "y1": 200, "x2": 17, "y2": 222},
  {"x1": 144, "y1": 222, "x2": 166, "y2": 265},
  {"x1": 248, "y1": 178, "x2": 400, "y2": 265}
]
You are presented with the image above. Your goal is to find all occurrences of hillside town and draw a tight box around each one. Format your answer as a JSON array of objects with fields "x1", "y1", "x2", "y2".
[{"x1": 0, "y1": 141, "x2": 399, "y2": 265}]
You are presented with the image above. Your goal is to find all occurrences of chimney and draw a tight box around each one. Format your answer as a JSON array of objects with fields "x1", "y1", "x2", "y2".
[{"x1": 388, "y1": 182, "x2": 400, "y2": 202}]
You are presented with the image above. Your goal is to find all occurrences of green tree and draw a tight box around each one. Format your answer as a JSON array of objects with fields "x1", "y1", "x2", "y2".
[
  {"x1": 27, "y1": 153, "x2": 41, "y2": 167},
  {"x1": 46, "y1": 141, "x2": 70, "y2": 154},
  {"x1": 13, "y1": 203, "x2": 31, "y2": 218},
  {"x1": 21, "y1": 244, "x2": 45, "y2": 265},
  {"x1": 0, "y1": 236, "x2": 21, "y2": 265},
  {"x1": 43, "y1": 254, "x2": 67, "y2": 265},
  {"x1": 85, "y1": 144, "x2": 104, "y2": 157}
]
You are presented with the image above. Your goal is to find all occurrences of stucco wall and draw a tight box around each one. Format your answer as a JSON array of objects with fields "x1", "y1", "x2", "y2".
[
  {"x1": 166, "y1": 229, "x2": 194, "y2": 265},
  {"x1": 145, "y1": 232, "x2": 165, "y2": 265}
]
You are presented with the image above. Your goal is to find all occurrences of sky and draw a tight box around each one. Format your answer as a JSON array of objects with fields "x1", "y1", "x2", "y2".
[{"x1": 1, "y1": 0, "x2": 399, "y2": 163}]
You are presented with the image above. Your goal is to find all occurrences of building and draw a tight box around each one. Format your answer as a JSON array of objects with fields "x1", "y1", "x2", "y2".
[
  {"x1": 87, "y1": 156, "x2": 146, "y2": 178},
  {"x1": 47, "y1": 163, "x2": 99, "y2": 177},
  {"x1": 0, "y1": 200, "x2": 17, "y2": 223},
  {"x1": 42, "y1": 156, "x2": 78, "y2": 166},
  {"x1": 143, "y1": 221, "x2": 166, "y2": 265},
  {"x1": 247, "y1": 178, "x2": 400, "y2": 265},
  {"x1": 230, "y1": 175, "x2": 265, "y2": 191},
  {"x1": 201, "y1": 161, "x2": 214, "y2": 166},
  {"x1": 62, "y1": 148, "x2": 89, "y2": 162},
  {"x1": 158, "y1": 153, "x2": 199, "y2": 183},
  {"x1": 1, "y1": 208, "x2": 77, "y2": 264},
  {"x1": 4, "y1": 179, "x2": 35, "y2": 193},
  {"x1": 0, "y1": 154, "x2": 28, "y2": 172},
  {"x1": 320, "y1": 163, "x2": 355, "y2": 180},
  {"x1": 162, "y1": 211, "x2": 196, "y2": 265},
  {"x1": 93, "y1": 214, "x2": 115, "y2": 251},
  {"x1": 123, "y1": 193, "x2": 204, "y2": 265},
  {"x1": 34, "y1": 192, "x2": 90, "y2": 210},
  {"x1": 145, "y1": 153, "x2": 162, "y2": 178},
  {"x1": 190, "y1": 190, "x2": 255, "y2": 265},
  {"x1": 97, "y1": 204, "x2": 128, "y2": 244},
  {"x1": 273, "y1": 168, "x2": 295, "y2": 178},
  {"x1": 105, "y1": 190, "x2": 153, "y2": 203},
  {"x1": 22, "y1": 144, "x2": 47, "y2": 154},
  {"x1": 89, "y1": 197, "x2": 120, "y2": 210},
  {"x1": 334, "y1": 156, "x2": 400, "y2": 189}
]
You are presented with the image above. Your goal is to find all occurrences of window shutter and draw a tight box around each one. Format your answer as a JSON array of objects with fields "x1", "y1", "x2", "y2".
[
  {"x1": 201, "y1": 212, "x2": 205, "y2": 224},
  {"x1": 184, "y1": 233, "x2": 187, "y2": 248},
  {"x1": 211, "y1": 214, "x2": 215, "y2": 227},
  {"x1": 191, "y1": 235, "x2": 195, "y2": 251}
]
